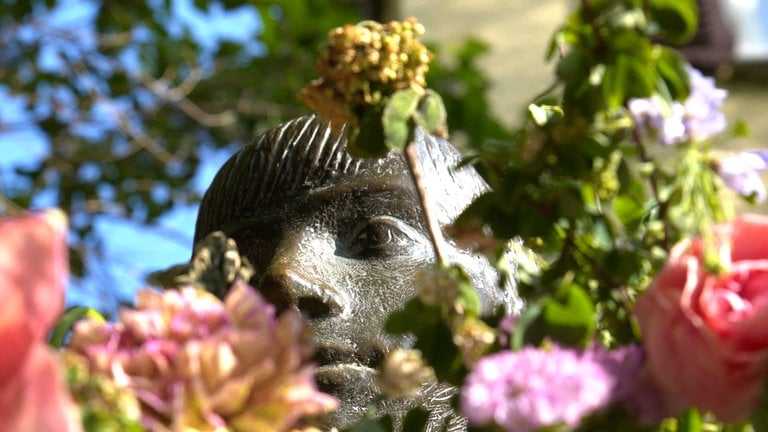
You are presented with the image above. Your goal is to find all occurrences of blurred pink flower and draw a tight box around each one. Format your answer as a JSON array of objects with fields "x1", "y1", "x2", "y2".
[
  {"x1": 0, "y1": 209, "x2": 82, "y2": 432},
  {"x1": 459, "y1": 344, "x2": 644, "y2": 432},
  {"x1": 69, "y1": 281, "x2": 337, "y2": 432},
  {"x1": 635, "y1": 214, "x2": 768, "y2": 422}
]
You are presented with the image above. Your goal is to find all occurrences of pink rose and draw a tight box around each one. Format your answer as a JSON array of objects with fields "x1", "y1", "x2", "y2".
[
  {"x1": 635, "y1": 213, "x2": 768, "y2": 422},
  {"x1": 0, "y1": 210, "x2": 82, "y2": 432}
]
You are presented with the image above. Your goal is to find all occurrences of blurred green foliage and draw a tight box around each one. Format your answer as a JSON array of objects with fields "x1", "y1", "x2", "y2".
[
  {"x1": 0, "y1": 0, "x2": 367, "y2": 278},
  {"x1": 0, "y1": 0, "x2": 505, "y2": 289},
  {"x1": 451, "y1": 0, "x2": 715, "y2": 351}
]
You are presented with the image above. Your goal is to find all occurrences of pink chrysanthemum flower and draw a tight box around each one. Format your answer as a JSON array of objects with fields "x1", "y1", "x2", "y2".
[{"x1": 69, "y1": 281, "x2": 337, "y2": 432}]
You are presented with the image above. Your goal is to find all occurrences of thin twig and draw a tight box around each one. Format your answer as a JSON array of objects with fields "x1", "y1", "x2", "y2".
[{"x1": 404, "y1": 142, "x2": 448, "y2": 266}]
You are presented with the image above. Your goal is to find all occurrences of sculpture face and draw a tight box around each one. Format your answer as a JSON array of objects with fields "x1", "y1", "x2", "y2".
[{"x1": 194, "y1": 115, "x2": 519, "y2": 429}]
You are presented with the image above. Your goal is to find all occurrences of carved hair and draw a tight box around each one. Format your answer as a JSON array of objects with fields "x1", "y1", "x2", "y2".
[{"x1": 194, "y1": 114, "x2": 488, "y2": 245}]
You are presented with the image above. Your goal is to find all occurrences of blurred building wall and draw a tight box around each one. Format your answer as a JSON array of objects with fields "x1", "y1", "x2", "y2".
[
  {"x1": 402, "y1": 0, "x2": 568, "y2": 123},
  {"x1": 402, "y1": 1, "x2": 766, "y2": 145}
]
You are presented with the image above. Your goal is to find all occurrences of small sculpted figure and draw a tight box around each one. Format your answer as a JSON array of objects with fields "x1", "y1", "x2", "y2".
[{"x1": 193, "y1": 114, "x2": 521, "y2": 430}]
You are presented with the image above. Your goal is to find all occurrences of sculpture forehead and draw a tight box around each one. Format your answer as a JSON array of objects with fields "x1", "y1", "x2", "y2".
[{"x1": 194, "y1": 114, "x2": 487, "y2": 245}]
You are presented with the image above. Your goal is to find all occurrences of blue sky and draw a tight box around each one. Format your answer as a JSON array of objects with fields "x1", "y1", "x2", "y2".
[
  {"x1": 722, "y1": 0, "x2": 768, "y2": 60},
  {"x1": 0, "y1": 0, "x2": 261, "y2": 312},
  {"x1": 0, "y1": 102, "x2": 235, "y2": 312}
]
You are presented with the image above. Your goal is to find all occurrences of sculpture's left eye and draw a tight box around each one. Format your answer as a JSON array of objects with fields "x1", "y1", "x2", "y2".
[{"x1": 348, "y1": 216, "x2": 420, "y2": 259}]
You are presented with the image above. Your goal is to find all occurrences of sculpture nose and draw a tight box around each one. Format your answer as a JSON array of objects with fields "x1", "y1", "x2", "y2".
[
  {"x1": 256, "y1": 234, "x2": 347, "y2": 319},
  {"x1": 258, "y1": 270, "x2": 346, "y2": 318}
]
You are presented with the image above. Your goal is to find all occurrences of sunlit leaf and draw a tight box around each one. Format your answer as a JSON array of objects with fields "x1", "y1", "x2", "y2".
[
  {"x1": 382, "y1": 89, "x2": 421, "y2": 152},
  {"x1": 415, "y1": 89, "x2": 447, "y2": 137},
  {"x1": 649, "y1": 0, "x2": 699, "y2": 45},
  {"x1": 732, "y1": 118, "x2": 751, "y2": 138},
  {"x1": 654, "y1": 47, "x2": 691, "y2": 101},
  {"x1": 540, "y1": 282, "x2": 596, "y2": 346},
  {"x1": 49, "y1": 306, "x2": 105, "y2": 349}
]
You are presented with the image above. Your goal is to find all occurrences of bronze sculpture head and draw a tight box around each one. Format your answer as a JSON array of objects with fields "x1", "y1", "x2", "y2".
[{"x1": 193, "y1": 114, "x2": 520, "y2": 429}]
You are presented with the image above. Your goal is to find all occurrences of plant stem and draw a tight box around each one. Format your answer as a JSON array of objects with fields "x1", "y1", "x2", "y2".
[
  {"x1": 404, "y1": 142, "x2": 448, "y2": 266},
  {"x1": 632, "y1": 129, "x2": 670, "y2": 250}
]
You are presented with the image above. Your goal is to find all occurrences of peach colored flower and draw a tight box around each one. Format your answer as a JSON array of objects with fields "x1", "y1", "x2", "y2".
[
  {"x1": 0, "y1": 210, "x2": 82, "y2": 432},
  {"x1": 635, "y1": 213, "x2": 768, "y2": 422}
]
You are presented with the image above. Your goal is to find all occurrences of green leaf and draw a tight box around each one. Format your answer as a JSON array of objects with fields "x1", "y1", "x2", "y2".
[
  {"x1": 347, "y1": 416, "x2": 393, "y2": 432},
  {"x1": 655, "y1": 46, "x2": 691, "y2": 101},
  {"x1": 451, "y1": 265, "x2": 482, "y2": 316},
  {"x1": 49, "y1": 306, "x2": 105, "y2": 349},
  {"x1": 732, "y1": 118, "x2": 751, "y2": 137},
  {"x1": 386, "y1": 297, "x2": 465, "y2": 385},
  {"x1": 402, "y1": 407, "x2": 429, "y2": 432},
  {"x1": 587, "y1": 217, "x2": 614, "y2": 252},
  {"x1": 417, "y1": 321, "x2": 464, "y2": 385},
  {"x1": 744, "y1": 373, "x2": 768, "y2": 431},
  {"x1": 348, "y1": 109, "x2": 389, "y2": 158},
  {"x1": 556, "y1": 48, "x2": 591, "y2": 88},
  {"x1": 385, "y1": 297, "x2": 442, "y2": 335},
  {"x1": 527, "y1": 104, "x2": 564, "y2": 127},
  {"x1": 650, "y1": 0, "x2": 699, "y2": 45},
  {"x1": 455, "y1": 37, "x2": 489, "y2": 65},
  {"x1": 541, "y1": 282, "x2": 596, "y2": 345},
  {"x1": 603, "y1": 55, "x2": 656, "y2": 108},
  {"x1": 382, "y1": 89, "x2": 421, "y2": 152},
  {"x1": 677, "y1": 408, "x2": 703, "y2": 432},
  {"x1": 613, "y1": 192, "x2": 646, "y2": 229},
  {"x1": 414, "y1": 89, "x2": 447, "y2": 137},
  {"x1": 511, "y1": 300, "x2": 544, "y2": 350}
]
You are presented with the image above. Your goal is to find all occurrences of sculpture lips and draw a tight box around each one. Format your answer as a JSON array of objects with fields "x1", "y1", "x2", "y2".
[
  {"x1": 313, "y1": 362, "x2": 379, "y2": 405},
  {"x1": 313, "y1": 344, "x2": 384, "y2": 369}
]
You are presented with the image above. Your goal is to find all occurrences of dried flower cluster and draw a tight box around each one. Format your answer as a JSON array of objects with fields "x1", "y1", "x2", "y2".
[
  {"x1": 300, "y1": 17, "x2": 433, "y2": 128},
  {"x1": 68, "y1": 281, "x2": 337, "y2": 432}
]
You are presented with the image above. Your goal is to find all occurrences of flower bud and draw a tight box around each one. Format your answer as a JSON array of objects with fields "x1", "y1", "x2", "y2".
[
  {"x1": 375, "y1": 349, "x2": 436, "y2": 398},
  {"x1": 452, "y1": 316, "x2": 496, "y2": 366},
  {"x1": 415, "y1": 267, "x2": 460, "y2": 309}
]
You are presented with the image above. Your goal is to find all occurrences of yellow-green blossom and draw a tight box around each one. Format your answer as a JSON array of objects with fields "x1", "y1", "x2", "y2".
[{"x1": 300, "y1": 17, "x2": 433, "y2": 129}]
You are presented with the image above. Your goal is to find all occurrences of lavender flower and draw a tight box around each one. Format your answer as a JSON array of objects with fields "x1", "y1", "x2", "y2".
[
  {"x1": 628, "y1": 97, "x2": 685, "y2": 146},
  {"x1": 715, "y1": 150, "x2": 768, "y2": 203},
  {"x1": 628, "y1": 65, "x2": 727, "y2": 145},
  {"x1": 459, "y1": 344, "x2": 645, "y2": 432},
  {"x1": 683, "y1": 66, "x2": 728, "y2": 141},
  {"x1": 68, "y1": 281, "x2": 337, "y2": 432}
]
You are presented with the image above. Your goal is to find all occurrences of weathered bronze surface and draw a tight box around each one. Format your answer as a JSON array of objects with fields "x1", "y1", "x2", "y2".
[{"x1": 194, "y1": 115, "x2": 520, "y2": 430}]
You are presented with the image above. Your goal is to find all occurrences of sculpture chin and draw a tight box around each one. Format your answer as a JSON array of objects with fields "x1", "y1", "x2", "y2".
[
  {"x1": 314, "y1": 363, "x2": 467, "y2": 432},
  {"x1": 314, "y1": 363, "x2": 379, "y2": 429}
]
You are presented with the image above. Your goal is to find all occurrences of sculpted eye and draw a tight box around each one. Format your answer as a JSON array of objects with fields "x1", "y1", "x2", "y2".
[{"x1": 349, "y1": 216, "x2": 422, "y2": 258}]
